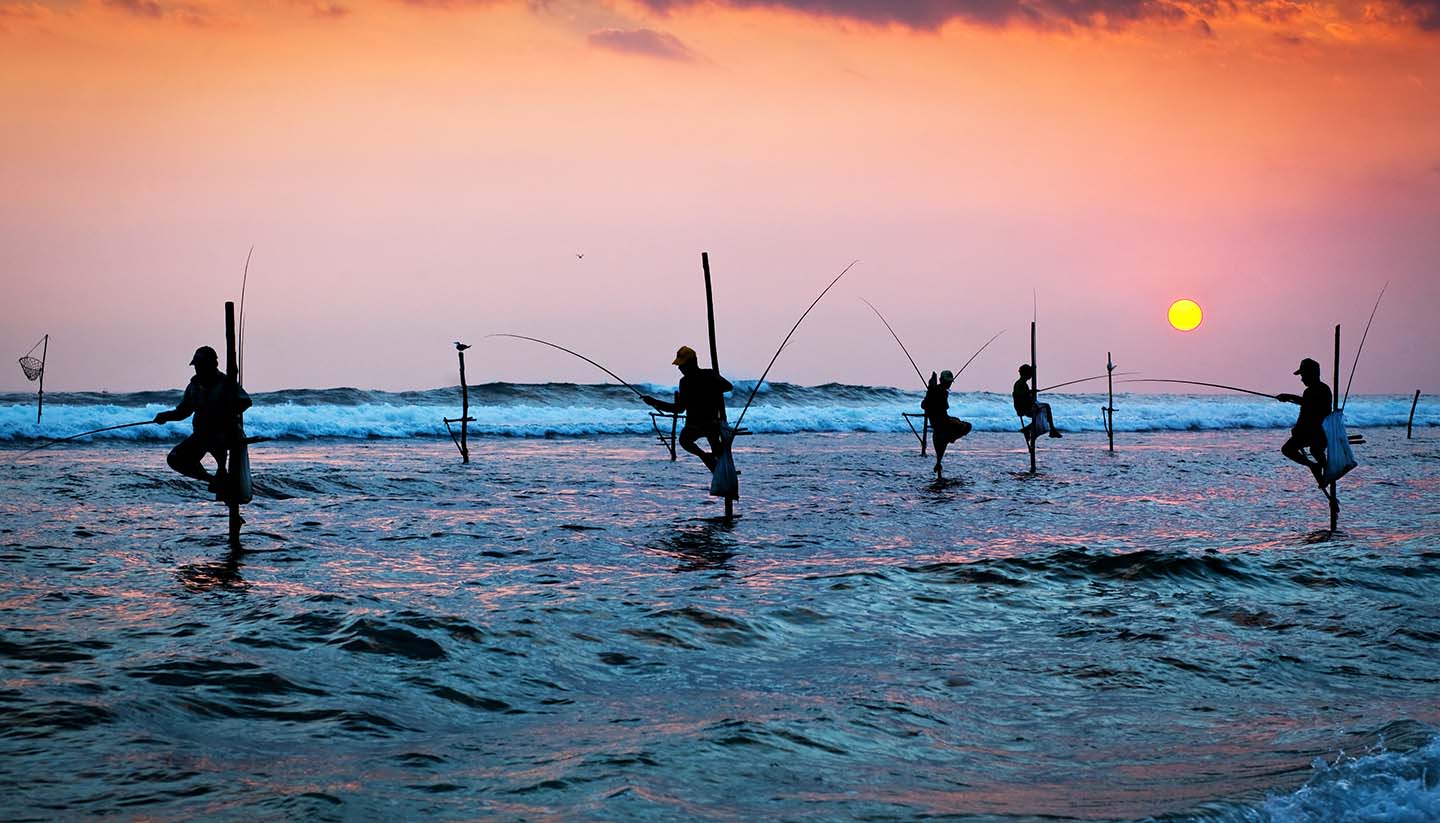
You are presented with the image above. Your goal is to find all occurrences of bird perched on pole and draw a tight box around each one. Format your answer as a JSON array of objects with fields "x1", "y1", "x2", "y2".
[{"x1": 453, "y1": 342, "x2": 471, "y2": 351}]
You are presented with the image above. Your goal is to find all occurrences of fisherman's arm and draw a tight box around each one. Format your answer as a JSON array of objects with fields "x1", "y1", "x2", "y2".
[
  {"x1": 1275, "y1": 393, "x2": 1302, "y2": 404},
  {"x1": 153, "y1": 386, "x2": 196, "y2": 424},
  {"x1": 642, "y1": 391, "x2": 683, "y2": 414}
]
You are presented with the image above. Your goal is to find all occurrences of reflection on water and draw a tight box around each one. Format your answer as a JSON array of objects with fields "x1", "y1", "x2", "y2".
[{"x1": 1, "y1": 431, "x2": 1438, "y2": 821}]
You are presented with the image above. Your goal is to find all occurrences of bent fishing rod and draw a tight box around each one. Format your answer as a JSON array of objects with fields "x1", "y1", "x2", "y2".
[
  {"x1": 860, "y1": 298, "x2": 1004, "y2": 389},
  {"x1": 7, "y1": 420, "x2": 156, "y2": 461},
  {"x1": 1038, "y1": 372, "x2": 1139, "y2": 393},
  {"x1": 1342, "y1": 281, "x2": 1387, "y2": 409},
  {"x1": 1117, "y1": 378, "x2": 1276, "y2": 399},
  {"x1": 487, "y1": 334, "x2": 646, "y2": 399},
  {"x1": 729, "y1": 261, "x2": 858, "y2": 438}
]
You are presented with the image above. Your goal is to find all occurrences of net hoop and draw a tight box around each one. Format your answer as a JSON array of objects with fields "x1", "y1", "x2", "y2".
[{"x1": 19, "y1": 356, "x2": 43, "y2": 381}]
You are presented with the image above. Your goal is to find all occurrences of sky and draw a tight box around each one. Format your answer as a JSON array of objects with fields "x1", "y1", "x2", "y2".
[{"x1": 1, "y1": 0, "x2": 1437, "y2": 394}]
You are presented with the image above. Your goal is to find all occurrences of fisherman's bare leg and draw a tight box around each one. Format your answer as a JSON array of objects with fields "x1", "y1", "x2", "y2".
[
  {"x1": 1281, "y1": 435, "x2": 1325, "y2": 486},
  {"x1": 167, "y1": 435, "x2": 215, "y2": 484},
  {"x1": 679, "y1": 427, "x2": 718, "y2": 471}
]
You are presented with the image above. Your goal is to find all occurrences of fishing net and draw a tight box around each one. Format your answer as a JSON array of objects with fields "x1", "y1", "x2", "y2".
[{"x1": 18, "y1": 356, "x2": 43, "y2": 381}]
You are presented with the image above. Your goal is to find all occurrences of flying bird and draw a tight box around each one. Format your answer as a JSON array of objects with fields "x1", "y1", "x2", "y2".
[
  {"x1": 453, "y1": 342, "x2": 471, "y2": 351},
  {"x1": 576, "y1": 253, "x2": 584, "y2": 259}
]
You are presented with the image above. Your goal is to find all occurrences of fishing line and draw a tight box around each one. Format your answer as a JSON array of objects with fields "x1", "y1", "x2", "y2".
[
  {"x1": 730, "y1": 260, "x2": 858, "y2": 435},
  {"x1": 1341, "y1": 281, "x2": 1387, "y2": 410},
  {"x1": 859, "y1": 298, "x2": 925, "y2": 388},
  {"x1": 6, "y1": 420, "x2": 155, "y2": 461},
  {"x1": 487, "y1": 334, "x2": 646, "y2": 399},
  {"x1": 1118, "y1": 378, "x2": 1275, "y2": 399}
]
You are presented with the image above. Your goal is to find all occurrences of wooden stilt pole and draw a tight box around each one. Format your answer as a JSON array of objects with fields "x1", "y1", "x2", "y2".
[
  {"x1": 702, "y1": 252, "x2": 734, "y2": 520},
  {"x1": 458, "y1": 350, "x2": 470, "y2": 464},
  {"x1": 1028, "y1": 321, "x2": 1037, "y2": 474},
  {"x1": 36, "y1": 334, "x2": 47, "y2": 425},
  {"x1": 921, "y1": 416, "x2": 929, "y2": 457},
  {"x1": 225, "y1": 302, "x2": 242, "y2": 549},
  {"x1": 1409, "y1": 390, "x2": 1421, "y2": 439},
  {"x1": 1329, "y1": 324, "x2": 1340, "y2": 533},
  {"x1": 1106, "y1": 351, "x2": 1115, "y2": 453}
]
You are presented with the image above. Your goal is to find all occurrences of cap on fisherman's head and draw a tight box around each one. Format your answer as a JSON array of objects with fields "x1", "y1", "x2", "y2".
[
  {"x1": 1294, "y1": 358, "x2": 1320, "y2": 377},
  {"x1": 939, "y1": 370, "x2": 954, "y2": 384},
  {"x1": 672, "y1": 345, "x2": 698, "y2": 366},
  {"x1": 190, "y1": 346, "x2": 219, "y2": 367}
]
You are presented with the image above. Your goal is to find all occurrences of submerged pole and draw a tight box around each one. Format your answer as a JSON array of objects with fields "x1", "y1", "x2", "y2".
[
  {"x1": 1028, "y1": 321, "x2": 1037, "y2": 474},
  {"x1": 702, "y1": 252, "x2": 734, "y2": 520},
  {"x1": 1409, "y1": 390, "x2": 1421, "y2": 439},
  {"x1": 1330, "y1": 324, "x2": 1340, "y2": 532},
  {"x1": 1106, "y1": 351, "x2": 1115, "y2": 452},
  {"x1": 458, "y1": 350, "x2": 470, "y2": 464},
  {"x1": 36, "y1": 334, "x2": 47, "y2": 424},
  {"x1": 225, "y1": 302, "x2": 242, "y2": 548}
]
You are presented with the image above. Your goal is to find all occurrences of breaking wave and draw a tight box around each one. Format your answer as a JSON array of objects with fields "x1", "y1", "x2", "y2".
[{"x1": 0, "y1": 383, "x2": 1431, "y2": 442}]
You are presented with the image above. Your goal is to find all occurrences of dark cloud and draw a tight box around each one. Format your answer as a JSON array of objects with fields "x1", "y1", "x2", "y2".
[
  {"x1": 587, "y1": 26, "x2": 694, "y2": 60},
  {"x1": 633, "y1": 0, "x2": 1195, "y2": 30},
  {"x1": 1397, "y1": 0, "x2": 1440, "y2": 28},
  {"x1": 632, "y1": 0, "x2": 1440, "y2": 32}
]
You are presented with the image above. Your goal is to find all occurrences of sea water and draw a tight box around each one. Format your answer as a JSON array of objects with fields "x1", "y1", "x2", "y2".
[{"x1": 2, "y1": 389, "x2": 1438, "y2": 821}]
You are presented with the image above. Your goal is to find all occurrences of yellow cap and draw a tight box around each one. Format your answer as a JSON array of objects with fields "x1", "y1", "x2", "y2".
[{"x1": 672, "y1": 345, "x2": 698, "y2": 366}]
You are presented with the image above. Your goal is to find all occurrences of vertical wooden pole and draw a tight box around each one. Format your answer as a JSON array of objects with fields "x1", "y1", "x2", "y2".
[
  {"x1": 1329, "y1": 324, "x2": 1340, "y2": 532},
  {"x1": 1028, "y1": 320, "x2": 1037, "y2": 474},
  {"x1": 921, "y1": 416, "x2": 928, "y2": 457},
  {"x1": 701, "y1": 252, "x2": 734, "y2": 519},
  {"x1": 670, "y1": 413, "x2": 678, "y2": 461},
  {"x1": 225, "y1": 302, "x2": 242, "y2": 549},
  {"x1": 458, "y1": 351, "x2": 470, "y2": 464},
  {"x1": 1106, "y1": 351, "x2": 1115, "y2": 453},
  {"x1": 36, "y1": 334, "x2": 47, "y2": 424},
  {"x1": 1408, "y1": 390, "x2": 1421, "y2": 439}
]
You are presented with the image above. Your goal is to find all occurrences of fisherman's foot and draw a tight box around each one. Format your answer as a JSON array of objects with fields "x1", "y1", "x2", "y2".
[
  {"x1": 1309, "y1": 465, "x2": 1326, "y2": 487},
  {"x1": 1049, "y1": 431, "x2": 1063, "y2": 438}
]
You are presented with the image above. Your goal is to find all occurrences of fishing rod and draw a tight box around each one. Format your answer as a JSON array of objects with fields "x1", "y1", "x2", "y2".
[
  {"x1": 859, "y1": 298, "x2": 925, "y2": 388},
  {"x1": 238, "y1": 245, "x2": 253, "y2": 385},
  {"x1": 955, "y1": 329, "x2": 1004, "y2": 380},
  {"x1": 7, "y1": 420, "x2": 155, "y2": 460},
  {"x1": 1038, "y1": 372, "x2": 1139, "y2": 393},
  {"x1": 487, "y1": 334, "x2": 646, "y2": 399},
  {"x1": 1117, "y1": 378, "x2": 1276, "y2": 400},
  {"x1": 1342, "y1": 281, "x2": 1387, "y2": 409},
  {"x1": 730, "y1": 260, "x2": 858, "y2": 435}
]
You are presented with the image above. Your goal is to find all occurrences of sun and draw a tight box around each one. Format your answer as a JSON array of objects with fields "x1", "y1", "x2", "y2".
[{"x1": 1168, "y1": 298, "x2": 1203, "y2": 332}]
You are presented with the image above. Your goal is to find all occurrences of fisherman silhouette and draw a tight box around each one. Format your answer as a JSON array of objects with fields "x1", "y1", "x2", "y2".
[
  {"x1": 153, "y1": 346, "x2": 251, "y2": 499},
  {"x1": 921, "y1": 370, "x2": 973, "y2": 478},
  {"x1": 1013, "y1": 364, "x2": 1061, "y2": 443},
  {"x1": 1276, "y1": 357, "x2": 1332, "y2": 488},
  {"x1": 642, "y1": 345, "x2": 732, "y2": 472}
]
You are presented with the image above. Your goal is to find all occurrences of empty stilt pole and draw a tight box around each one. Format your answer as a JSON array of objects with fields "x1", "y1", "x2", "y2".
[{"x1": 1409, "y1": 390, "x2": 1421, "y2": 439}]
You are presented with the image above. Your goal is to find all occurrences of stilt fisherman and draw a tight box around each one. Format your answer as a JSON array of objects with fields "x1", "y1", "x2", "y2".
[
  {"x1": 1276, "y1": 357, "x2": 1331, "y2": 488},
  {"x1": 921, "y1": 369, "x2": 973, "y2": 479},
  {"x1": 642, "y1": 346, "x2": 733, "y2": 472},
  {"x1": 1013, "y1": 363, "x2": 1062, "y2": 444},
  {"x1": 153, "y1": 346, "x2": 251, "y2": 499}
]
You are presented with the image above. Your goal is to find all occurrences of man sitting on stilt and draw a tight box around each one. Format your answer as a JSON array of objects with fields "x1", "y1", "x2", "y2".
[
  {"x1": 642, "y1": 346, "x2": 733, "y2": 472},
  {"x1": 1276, "y1": 357, "x2": 1331, "y2": 488},
  {"x1": 921, "y1": 370, "x2": 973, "y2": 479},
  {"x1": 153, "y1": 346, "x2": 251, "y2": 500},
  {"x1": 1012, "y1": 363, "x2": 1061, "y2": 444}
]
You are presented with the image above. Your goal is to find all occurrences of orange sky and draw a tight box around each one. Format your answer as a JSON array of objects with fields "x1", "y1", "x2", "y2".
[{"x1": 2, "y1": 0, "x2": 1437, "y2": 392}]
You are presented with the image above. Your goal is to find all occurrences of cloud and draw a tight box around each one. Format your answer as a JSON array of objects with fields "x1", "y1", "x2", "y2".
[
  {"x1": 587, "y1": 26, "x2": 694, "y2": 59},
  {"x1": 102, "y1": 0, "x2": 216, "y2": 26},
  {"x1": 632, "y1": 0, "x2": 1440, "y2": 33},
  {"x1": 294, "y1": 0, "x2": 351, "y2": 18}
]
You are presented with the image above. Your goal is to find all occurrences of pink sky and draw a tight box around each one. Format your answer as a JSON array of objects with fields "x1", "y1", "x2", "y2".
[{"x1": 2, "y1": 0, "x2": 1437, "y2": 394}]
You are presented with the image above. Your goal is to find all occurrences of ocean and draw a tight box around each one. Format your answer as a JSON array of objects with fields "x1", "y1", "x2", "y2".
[{"x1": 2, "y1": 384, "x2": 1438, "y2": 821}]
